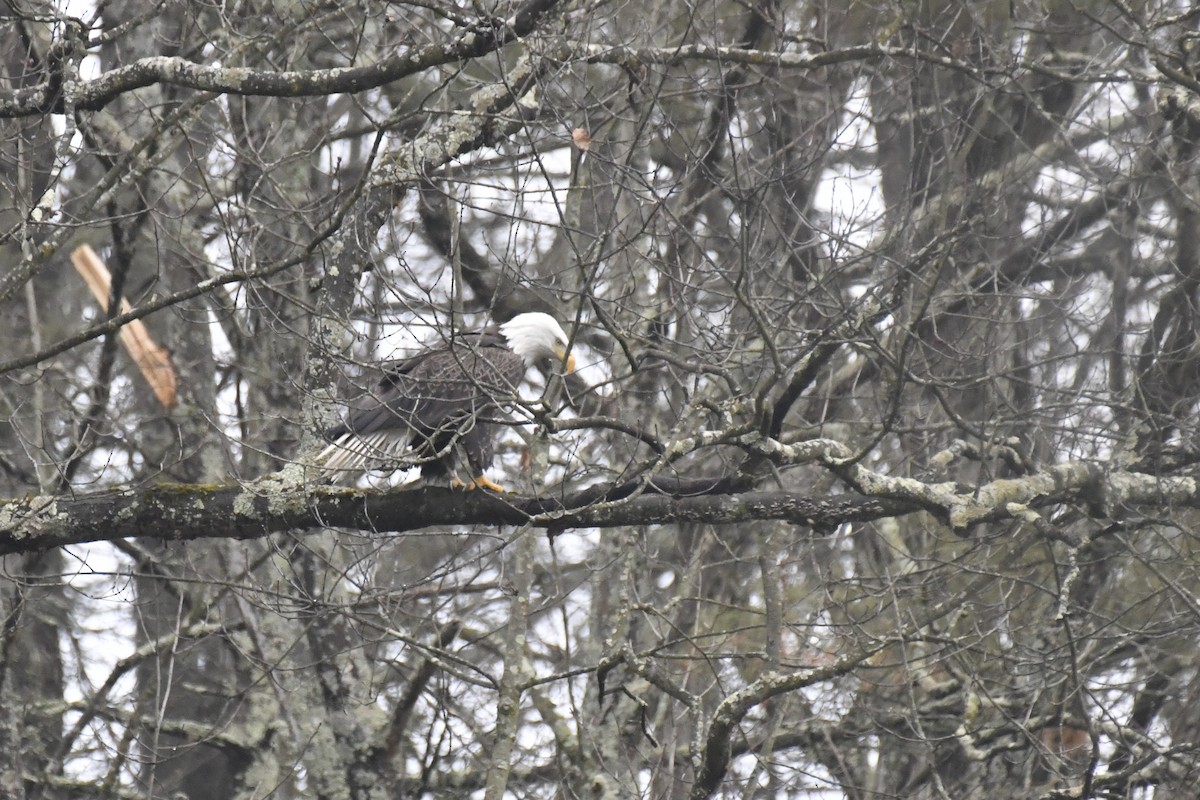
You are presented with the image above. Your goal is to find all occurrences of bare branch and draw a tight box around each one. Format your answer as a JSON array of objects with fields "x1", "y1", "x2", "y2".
[{"x1": 0, "y1": 0, "x2": 564, "y2": 116}]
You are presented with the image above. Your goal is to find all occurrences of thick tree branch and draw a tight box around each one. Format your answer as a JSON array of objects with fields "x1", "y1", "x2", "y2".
[
  {"x1": 0, "y1": 482, "x2": 903, "y2": 556},
  {"x1": 549, "y1": 41, "x2": 1149, "y2": 84},
  {"x1": 1, "y1": 444, "x2": 1197, "y2": 554},
  {"x1": 3, "y1": 33, "x2": 1137, "y2": 121},
  {"x1": 0, "y1": 0, "x2": 563, "y2": 117}
]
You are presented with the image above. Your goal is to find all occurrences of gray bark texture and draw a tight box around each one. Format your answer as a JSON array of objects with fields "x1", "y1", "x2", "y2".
[{"x1": 2, "y1": 1, "x2": 1200, "y2": 798}]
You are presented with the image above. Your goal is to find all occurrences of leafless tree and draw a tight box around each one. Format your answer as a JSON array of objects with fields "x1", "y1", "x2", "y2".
[{"x1": 2, "y1": 1, "x2": 1200, "y2": 798}]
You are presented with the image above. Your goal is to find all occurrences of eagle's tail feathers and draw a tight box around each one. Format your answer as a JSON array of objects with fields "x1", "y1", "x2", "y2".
[{"x1": 314, "y1": 431, "x2": 410, "y2": 481}]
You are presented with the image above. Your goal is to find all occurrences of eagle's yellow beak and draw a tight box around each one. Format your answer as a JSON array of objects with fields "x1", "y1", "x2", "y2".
[{"x1": 561, "y1": 350, "x2": 577, "y2": 374}]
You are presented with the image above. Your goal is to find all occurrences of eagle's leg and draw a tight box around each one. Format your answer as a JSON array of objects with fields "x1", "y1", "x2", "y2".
[{"x1": 451, "y1": 474, "x2": 506, "y2": 492}]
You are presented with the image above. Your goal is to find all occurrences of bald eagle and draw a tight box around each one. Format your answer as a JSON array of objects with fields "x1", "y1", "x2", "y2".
[{"x1": 315, "y1": 312, "x2": 575, "y2": 488}]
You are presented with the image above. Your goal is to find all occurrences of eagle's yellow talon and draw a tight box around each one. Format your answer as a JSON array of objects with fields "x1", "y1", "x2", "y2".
[{"x1": 453, "y1": 475, "x2": 506, "y2": 492}]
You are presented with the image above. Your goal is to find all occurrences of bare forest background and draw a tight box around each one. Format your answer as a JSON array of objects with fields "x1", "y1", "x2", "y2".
[{"x1": 3, "y1": 0, "x2": 1200, "y2": 798}]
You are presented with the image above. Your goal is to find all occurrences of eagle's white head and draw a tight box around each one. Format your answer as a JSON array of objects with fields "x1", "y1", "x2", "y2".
[{"x1": 499, "y1": 312, "x2": 576, "y2": 372}]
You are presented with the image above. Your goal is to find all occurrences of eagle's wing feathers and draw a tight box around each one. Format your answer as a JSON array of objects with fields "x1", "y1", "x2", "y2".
[{"x1": 317, "y1": 333, "x2": 528, "y2": 481}]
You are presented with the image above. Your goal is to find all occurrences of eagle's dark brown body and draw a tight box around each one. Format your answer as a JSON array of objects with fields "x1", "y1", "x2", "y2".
[
  {"x1": 314, "y1": 312, "x2": 574, "y2": 486},
  {"x1": 319, "y1": 330, "x2": 527, "y2": 484}
]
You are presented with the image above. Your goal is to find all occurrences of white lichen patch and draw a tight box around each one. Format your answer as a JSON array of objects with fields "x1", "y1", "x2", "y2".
[{"x1": 0, "y1": 497, "x2": 58, "y2": 539}]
